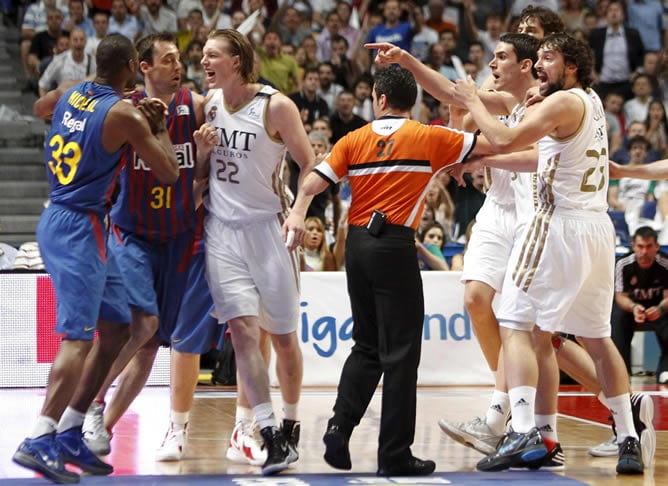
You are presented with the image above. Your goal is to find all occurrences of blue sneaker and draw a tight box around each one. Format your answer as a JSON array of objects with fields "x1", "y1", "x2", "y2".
[
  {"x1": 476, "y1": 427, "x2": 547, "y2": 472},
  {"x1": 12, "y1": 434, "x2": 80, "y2": 484},
  {"x1": 56, "y1": 427, "x2": 113, "y2": 476}
]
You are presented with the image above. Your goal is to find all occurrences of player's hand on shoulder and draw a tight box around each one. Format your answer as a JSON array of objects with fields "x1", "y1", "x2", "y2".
[
  {"x1": 524, "y1": 86, "x2": 543, "y2": 107},
  {"x1": 137, "y1": 97, "x2": 168, "y2": 134}
]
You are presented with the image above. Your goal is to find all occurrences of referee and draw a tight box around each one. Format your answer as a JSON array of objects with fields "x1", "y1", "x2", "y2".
[{"x1": 299, "y1": 65, "x2": 488, "y2": 476}]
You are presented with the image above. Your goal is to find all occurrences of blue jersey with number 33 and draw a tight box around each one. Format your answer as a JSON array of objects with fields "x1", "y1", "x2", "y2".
[{"x1": 46, "y1": 81, "x2": 124, "y2": 214}]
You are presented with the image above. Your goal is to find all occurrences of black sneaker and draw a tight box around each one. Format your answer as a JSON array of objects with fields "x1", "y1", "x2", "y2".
[
  {"x1": 476, "y1": 427, "x2": 547, "y2": 472},
  {"x1": 259, "y1": 426, "x2": 289, "y2": 476},
  {"x1": 377, "y1": 456, "x2": 436, "y2": 476},
  {"x1": 616, "y1": 436, "x2": 643, "y2": 474},
  {"x1": 323, "y1": 423, "x2": 352, "y2": 470},
  {"x1": 12, "y1": 434, "x2": 80, "y2": 484},
  {"x1": 630, "y1": 393, "x2": 655, "y2": 466},
  {"x1": 281, "y1": 419, "x2": 300, "y2": 464},
  {"x1": 517, "y1": 439, "x2": 565, "y2": 471}
]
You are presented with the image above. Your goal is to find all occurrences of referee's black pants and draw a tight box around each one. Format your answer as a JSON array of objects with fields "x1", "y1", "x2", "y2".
[{"x1": 330, "y1": 224, "x2": 425, "y2": 467}]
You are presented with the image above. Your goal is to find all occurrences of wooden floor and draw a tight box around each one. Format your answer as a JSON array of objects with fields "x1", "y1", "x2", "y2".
[{"x1": 0, "y1": 384, "x2": 666, "y2": 485}]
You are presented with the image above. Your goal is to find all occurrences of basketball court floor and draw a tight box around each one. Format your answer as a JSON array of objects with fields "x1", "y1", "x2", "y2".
[{"x1": 0, "y1": 381, "x2": 665, "y2": 485}]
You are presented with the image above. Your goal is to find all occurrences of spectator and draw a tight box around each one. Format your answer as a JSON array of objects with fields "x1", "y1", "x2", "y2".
[
  {"x1": 644, "y1": 100, "x2": 668, "y2": 158},
  {"x1": 463, "y1": 7, "x2": 504, "y2": 64},
  {"x1": 416, "y1": 221, "x2": 449, "y2": 271},
  {"x1": 63, "y1": 0, "x2": 95, "y2": 38},
  {"x1": 608, "y1": 136, "x2": 656, "y2": 234},
  {"x1": 20, "y1": 0, "x2": 68, "y2": 79},
  {"x1": 604, "y1": 91, "x2": 626, "y2": 146},
  {"x1": 330, "y1": 34, "x2": 362, "y2": 90},
  {"x1": 626, "y1": 0, "x2": 666, "y2": 54},
  {"x1": 329, "y1": 90, "x2": 367, "y2": 144},
  {"x1": 26, "y1": 8, "x2": 66, "y2": 85},
  {"x1": 85, "y1": 9, "x2": 109, "y2": 58},
  {"x1": 289, "y1": 66, "x2": 330, "y2": 130},
  {"x1": 317, "y1": 61, "x2": 344, "y2": 112},
  {"x1": 613, "y1": 226, "x2": 668, "y2": 384},
  {"x1": 613, "y1": 120, "x2": 662, "y2": 164},
  {"x1": 351, "y1": 75, "x2": 373, "y2": 121},
  {"x1": 139, "y1": 0, "x2": 178, "y2": 35},
  {"x1": 200, "y1": 0, "x2": 232, "y2": 29},
  {"x1": 436, "y1": 29, "x2": 466, "y2": 82},
  {"x1": 39, "y1": 28, "x2": 95, "y2": 96},
  {"x1": 300, "y1": 216, "x2": 337, "y2": 271},
  {"x1": 366, "y1": 0, "x2": 419, "y2": 60},
  {"x1": 623, "y1": 73, "x2": 653, "y2": 129},
  {"x1": 424, "y1": 0, "x2": 457, "y2": 34},
  {"x1": 466, "y1": 40, "x2": 492, "y2": 87},
  {"x1": 316, "y1": 10, "x2": 343, "y2": 62},
  {"x1": 108, "y1": 0, "x2": 141, "y2": 42},
  {"x1": 409, "y1": 3, "x2": 438, "y2": 62},
  {"x1": 184, "y1": 39, "x2": 205, "y2": 89},
  {"x1": 334, "y1": 1, "x2": 359, "y2": 53},
  {"x1": 560, "y1": 0, "x2": 587, "y2": 31},
  {"x1": 258, "y1": 30, "x2": 300, "y2": 94},
  {"x1": 424, "y1": 178, "x2": 455, "y2": 243},
  {"x1": 39, "y1": 32, "x2": 70, "y2": 76},
  {"x1": 273, "y1": 4, "x2": 312, "y2": 48},
  {"x1": 589, "y1": 0, "x2": 644, "y2": 101}
]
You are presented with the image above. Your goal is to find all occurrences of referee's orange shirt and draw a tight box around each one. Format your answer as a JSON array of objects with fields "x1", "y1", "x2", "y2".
[{"x1": 315, "y1": 118, "x2": 476, "y2": 230}]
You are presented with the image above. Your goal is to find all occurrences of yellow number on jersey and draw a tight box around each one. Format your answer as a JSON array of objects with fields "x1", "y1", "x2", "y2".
[
  {"x1": 47, "y1": 134, "x2": 82, "y2": 185},
  {"x1": 151, "y1": 186, "x2": 172, "y2": 209}
]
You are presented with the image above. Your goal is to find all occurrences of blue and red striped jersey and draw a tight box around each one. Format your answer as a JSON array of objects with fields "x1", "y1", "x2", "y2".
[{"x1": 110, "y1": 87, "x2": 198, "y2": 241}]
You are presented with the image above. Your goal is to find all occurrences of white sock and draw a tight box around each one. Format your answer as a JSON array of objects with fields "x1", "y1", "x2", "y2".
[
  {"x1": 535, "y1": 414, "x2": 558, "y2": 442},
  {"x1": 30, "y1": 415, "x2": 57, "y2": 439},
  {"x1": 283, "y1": 401, "x2": 299, "y2": 421},
  {"x1": 235, "y1": 405, "x2": 253, "y2": 425},
  {"x1": 597, "y1": 391, "x2": 608, "y2": 408},
  {"x1": 253, "y1": 402, "x2": 277, "y2": 430},
  {"x1": 508, "y1": 386, "x2": 536, "y2": 433},
  {"x1": 607, "y1": 394, "x2": 638, "y2": 442},
  {"x1": 485, "y1": 390, "x2": 509, "y2": 435},
  {"x1": 170, "y1": 410, "x2": 189, "y2": 430},
  {"x1": 56, "y1": 407, "x2": 86, "y2": 433}
]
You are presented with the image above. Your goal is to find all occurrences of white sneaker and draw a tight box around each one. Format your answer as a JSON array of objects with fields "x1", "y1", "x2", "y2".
[
  {"x1": 659, "y1": 371, "x2": 668, "y2": 384},
  {"x1": 588, "y1": 435, "x2": 618, "y2": 457},
  {"x1": 156, "y1": 423, "x2": 187, "y2": 462},
  {"x1": 631, "y1": 392, "x2": 656, "y2": 465},
  {"x1": 226, "y1": 421, "x2": 267, "y2": 466},
  {"x1": 438, "y1": 416, "x2": 502, "y2": 455},
  {"x1": 83, "y1": 402, "x2": 111, "y2": 455}
]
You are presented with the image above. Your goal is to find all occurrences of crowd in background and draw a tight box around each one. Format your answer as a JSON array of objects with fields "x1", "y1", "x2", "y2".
[{"x1": 9, "y1": 0, "x2": 668, "y2": 272}]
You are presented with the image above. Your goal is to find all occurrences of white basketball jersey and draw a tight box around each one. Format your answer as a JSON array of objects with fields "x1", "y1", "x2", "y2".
[
  {"x1": 483, "y1": 114, "x2": 514, "y2": 207},
  {"x1": 204, "y1": 85, "x2": 289, "y2": 223},
  {"x1": 506, "y1": 103, "x2": 537, "y2": 223},
  {"x1": 536, "y1": 88, "x2": 609, "y2": 213}
]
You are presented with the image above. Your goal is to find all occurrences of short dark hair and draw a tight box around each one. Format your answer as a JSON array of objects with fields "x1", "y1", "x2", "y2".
[
  {"x1": 539, "y1": 33, "x2": 594, "y2": 89},
  {"x1": 96, "y1": 33, "x2": 136, "y2": 79},
  {"x1": 628, "y1": 135, "x2": 650, "y2": 151},
  {"x1": 136, "y1": 32, "x2": 177, "y2": 65},
  {"x1": 519, "y1": 5, "x2": 565, "y2": 36},
  {"x1": 499, "y1": 33, "x2": 540, "y2": 78},
  {"x1": 633, "y1": 226, "x2": 658, "y2": 242},
  {"x1": 373, "y1": 65, "x2": 417, "y2": 112}
]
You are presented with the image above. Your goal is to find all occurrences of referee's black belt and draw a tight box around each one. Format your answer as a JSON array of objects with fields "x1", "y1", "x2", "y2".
[{"x1": 349, "y1": 224, "x2": 415, "y2": 238}]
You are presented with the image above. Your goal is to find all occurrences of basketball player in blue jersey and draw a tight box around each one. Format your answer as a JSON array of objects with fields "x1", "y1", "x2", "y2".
[
  {"x1": 69, "y1": 33, "x2": 211, "y2": 461},
  {"x1": 12, "y1": 33, "x2": 179, "y2": 484}
]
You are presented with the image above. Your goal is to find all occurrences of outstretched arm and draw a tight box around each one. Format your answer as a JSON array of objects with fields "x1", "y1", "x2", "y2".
[{"x1": 610, "y1": 159, "x2": 668, "y2": 180}]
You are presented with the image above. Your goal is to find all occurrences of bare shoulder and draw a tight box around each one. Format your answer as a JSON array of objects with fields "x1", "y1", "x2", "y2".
[{"x1": 267, "y1": 90, "x2": 297, "y2": 113}]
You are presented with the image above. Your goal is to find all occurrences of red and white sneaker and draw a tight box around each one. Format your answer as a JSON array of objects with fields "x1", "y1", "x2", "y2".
[
  {"x1": 156, "y1": 423, "x2": 187, "y2": 462},
  {"x1": 226, "y1": 421, "x2": 267, "y2": 466}
]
